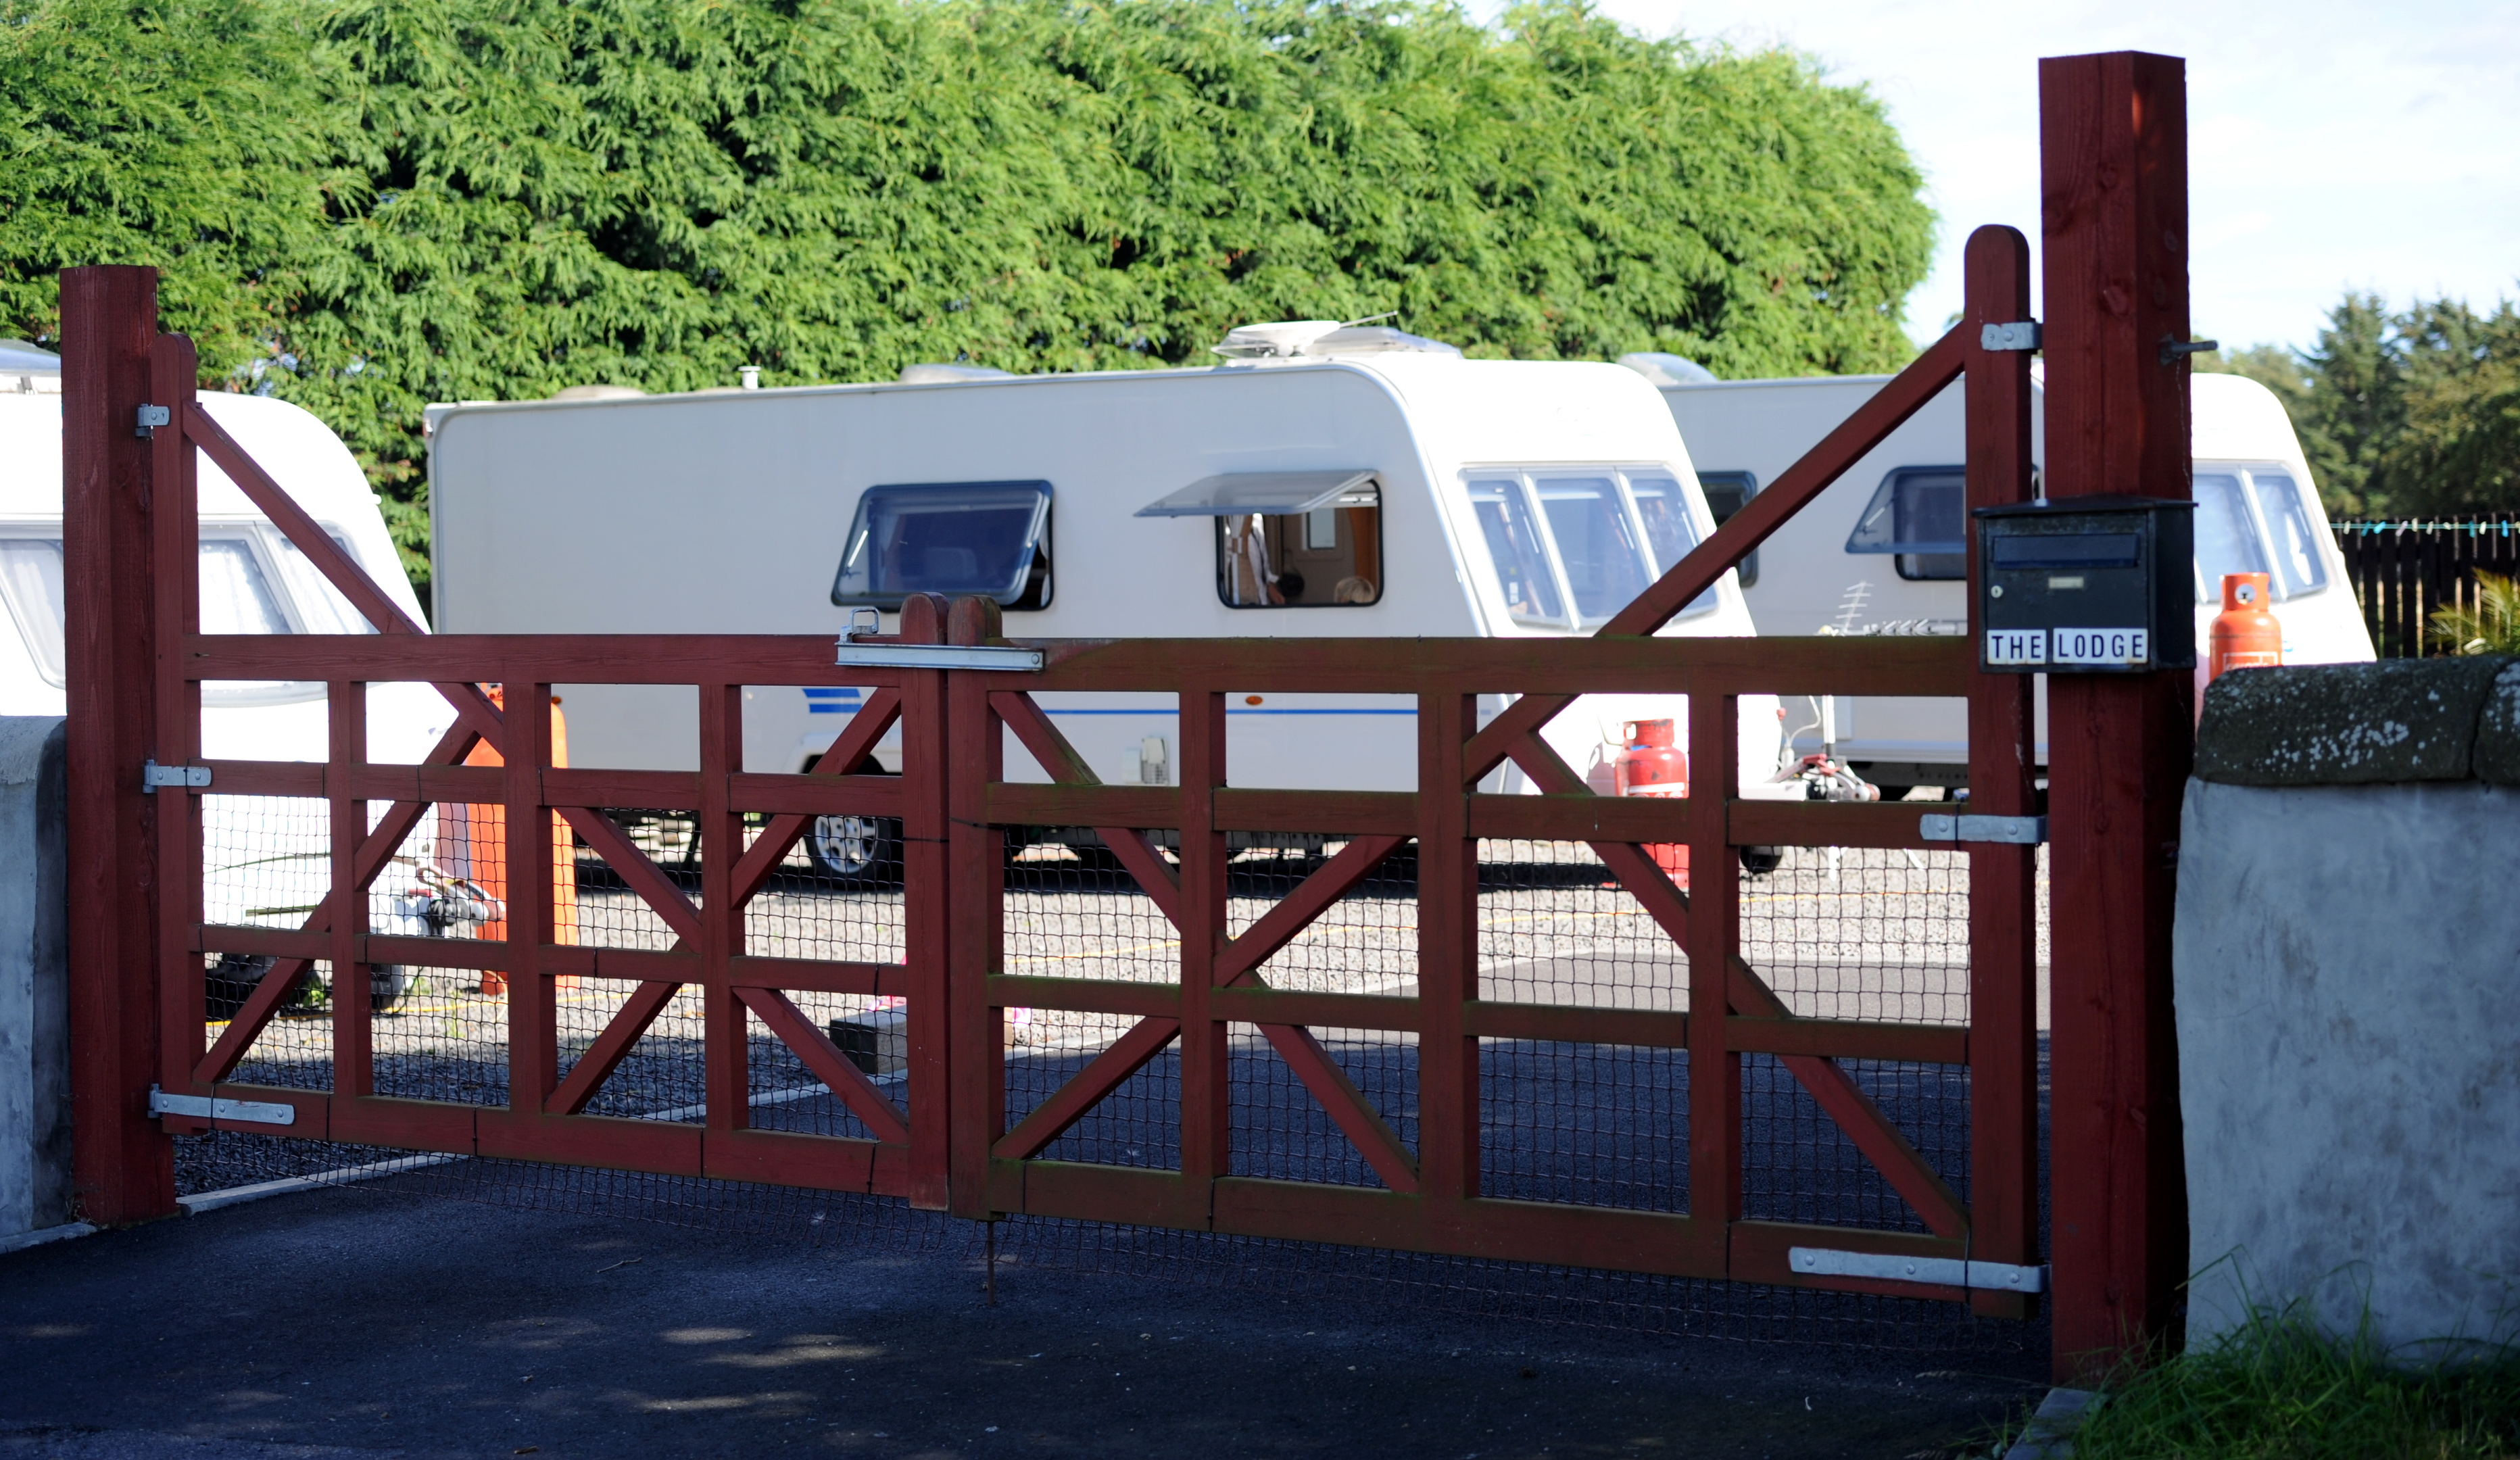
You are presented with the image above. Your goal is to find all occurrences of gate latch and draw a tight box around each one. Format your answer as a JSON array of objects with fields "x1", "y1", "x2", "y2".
[
  {"x1": 149, "y1": 1085, "x2": 296, "y2": 1126},
  {"x1": 135, "y1": 404, "x2": 172, "y2": 439},
  {"x1": 835, "y1": 606, "x2": 1045, "y2": 670},
  {"x1": 1920, "y1": 812, "x2": 2045, "y2": 845},
  {"x1": 141, "y1": 760, "x2": 212, "y2": 794},
  {"x1": 1789, "y1": 1246, "x2": 2048, "y2": 1293},
  {"x1": 1979, "y1": 321, "x2": 2041, "y2": 351}
]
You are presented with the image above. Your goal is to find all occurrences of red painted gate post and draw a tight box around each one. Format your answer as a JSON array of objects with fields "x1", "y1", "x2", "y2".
[
  {"x1": 61, "y1": 266, "x2": 178, "y2": 1225},
  {"x1": 2038, "y1": 51, "x2": 2195, "y2": 1380}
]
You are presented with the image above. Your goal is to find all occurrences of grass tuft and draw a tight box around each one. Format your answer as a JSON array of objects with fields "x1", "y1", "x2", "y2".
[{"x1": 2039, "y1": 1305, "x2": 2520, "y2": 1460}]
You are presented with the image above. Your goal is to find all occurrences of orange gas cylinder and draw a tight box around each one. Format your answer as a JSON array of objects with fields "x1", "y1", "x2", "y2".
[
  {"x1": 455, "y1": 687, "x2": 578, "y2": 995},
  {"x1": 1615, "y1": 719, "x2": 1690, "y2": 887},
  {"x1": 2208, "y1": 572, "x2": 2283, "y2": 684}
]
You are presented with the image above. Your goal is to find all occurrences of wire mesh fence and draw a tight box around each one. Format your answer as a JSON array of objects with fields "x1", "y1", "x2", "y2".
[{"x1": 178, "y1": 806, "x2": 2045, "y2": 1357}]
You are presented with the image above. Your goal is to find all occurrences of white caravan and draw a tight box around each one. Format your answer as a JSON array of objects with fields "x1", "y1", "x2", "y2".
[
  {"x1": 427, "y1": 322, "x2": 1791, "y2": 877},
  {"x1": 0, "y1": 343, "x2": 454, "y2": 1008},
  {"x1": 1639, "y1": 364, "x2": 2373, "y2": 792}
]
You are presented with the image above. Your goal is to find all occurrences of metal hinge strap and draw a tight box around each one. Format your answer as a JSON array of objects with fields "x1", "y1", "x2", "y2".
[
  {"x1": 139, "y1": 761, "x2": 210, "y2": 792},
  {"x1": 149, "y1": 1085, "x2": 296, "y2": 1126},
  {"x1": 1789, "y1": 1246, "x2": 2047, "y2": 1292},
  {"x1": 135, "y1": 404, "x2": 171, "y2": 439},
  {"x1": 1979, "y1": 321, "x2": 2041, "y2": 351},
  {"x1": 141, "y1": 760, "x2": 212, "y2": 794},
  {"x1": 1920, "y1": 812, "x2": 2046, "y2": 845}
]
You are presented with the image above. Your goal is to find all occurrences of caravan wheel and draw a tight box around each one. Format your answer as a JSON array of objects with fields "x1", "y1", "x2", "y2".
[{"x1": 808, "y1": 814, "x2": 901, "y2": 883}]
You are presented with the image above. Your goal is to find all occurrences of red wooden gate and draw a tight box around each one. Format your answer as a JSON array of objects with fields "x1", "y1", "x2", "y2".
[
  {"x1": 62, "y1": 53, "x2": 2202, "y2": 1380},
  {"x1": 945, "y1": 226, "x2": 2041, "y2": 1313}
]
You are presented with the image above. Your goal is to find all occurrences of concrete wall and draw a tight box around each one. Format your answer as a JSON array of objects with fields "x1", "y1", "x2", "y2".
[
  {"x1": 2177, "y1": 660, "x2": 2520, "y2": 1354},
  {"x1": 0, "y1": 716, "x2": 70, "y2": 1241}
]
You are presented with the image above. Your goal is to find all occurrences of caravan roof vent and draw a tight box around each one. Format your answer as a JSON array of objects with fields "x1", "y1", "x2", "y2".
[
  {"x1": 1212, "y1": 320, "x2": 1460, "y2": 360},
  {"x1": 1618, "y1": 352, "x2": 1718, "y2": 386},
  {"x1": 898, "y1": 363, "x2": 1016, "y2": 383}
]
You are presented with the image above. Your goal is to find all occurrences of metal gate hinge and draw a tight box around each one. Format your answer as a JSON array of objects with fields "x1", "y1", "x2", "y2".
[
  {"x1": 2160, "y1": 336, "x2": 2220, "y2": 366},
  {"x1": 149, "y1": 1085, "x2": 296, "y2": 1126},
  {"x1": 141, "y1": 760, "x2": 212, "y2": 794},
  {"x1": 136, "y1": 404, "x2": 171, "y2": 438},
  {"x1": 1789, "y1": 1246, "x2": 2048, "y2": 1293},
  {"x1": 1979, "y1": 321, "x2": 2041, "y2": 351},
  {"x1": 1920, "y1": 812, "x2": 2045, "y2": 845}
]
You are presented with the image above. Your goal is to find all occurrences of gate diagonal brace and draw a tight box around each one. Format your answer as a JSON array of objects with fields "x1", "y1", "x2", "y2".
[
  {"x1": 197, "y1": 719, "x2": 487, "y2": 1086},
  {"x1": 729, "y1": 691, "x2": 907, "y2": 900},
  {"x1": 995, "y1": 1017, "x2": 1182, "y2": 1161},
  {"x1": 990, "y1": 690, "x2": 1182, "y2": 926},
  {"x1": 1505, "y1": 731, "x2": 1691, "y2": 946},
  {"x1": 1728, "y1": 956, "x2": 1968, "y2": 1238},
  {"x1": 738, "y1": 987, "x2": 911, "y2": 1145}
]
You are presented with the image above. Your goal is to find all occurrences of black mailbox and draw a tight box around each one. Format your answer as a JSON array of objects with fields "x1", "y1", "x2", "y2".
[{"x1": 1972, "y1": 495, "x2": 2196, "y2": 673}]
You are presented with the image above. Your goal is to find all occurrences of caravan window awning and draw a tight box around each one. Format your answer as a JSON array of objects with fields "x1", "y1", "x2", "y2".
[{"x1": 1134, "y1": 470, "x2": 1379, "y2": 518}]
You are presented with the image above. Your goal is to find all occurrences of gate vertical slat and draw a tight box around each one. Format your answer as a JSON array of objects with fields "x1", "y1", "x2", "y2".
[
  {"x1": 1685, "y1": 682, "x2": 1743, "y2": 1238},
  {"x1": 1415, "y1": 691, "x2": 1480, "y2": 1214},
  {"x1": 501, "y1": 677, "x2": 559, "y2": 1132},
  {"x1": 902, "y1": 617, "x2": 955, "y2": 1211},
  {"x1": 1177, "y1": 688, "x2": 1230, "y2": 1212},
  {"x1": 943, "y1": 599, "x2": 1006, "y2": 1219},
  {"x1": 328, "y1": 679, "x2": 372, "y2": 1102},
  {"x1": 1960, "y1": 226, "x2": 2042, "y2": 1320},
  {"x1": 150, "y1": 332, "x2": 207, "y2": 1112},
  {"x1": 699, "y1": 682, "x2": 747, "y2": 1135}
]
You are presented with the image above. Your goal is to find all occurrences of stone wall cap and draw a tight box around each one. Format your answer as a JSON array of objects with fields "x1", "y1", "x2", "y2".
[
  {"x1": 2473, "y1": 662, "x2": 2520, "y2": 787},
  {"x1": 2194, "y1": 657, "x2": 2515, "y2": 785}
]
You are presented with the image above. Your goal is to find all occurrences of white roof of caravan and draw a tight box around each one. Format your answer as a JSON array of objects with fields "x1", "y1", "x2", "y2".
[
  {"x1": 429, "y1": 352, "x2": 1694, "y2": 470},
  {"x1": 0, "y1": 391, "x2": 387, "y2": 521}
]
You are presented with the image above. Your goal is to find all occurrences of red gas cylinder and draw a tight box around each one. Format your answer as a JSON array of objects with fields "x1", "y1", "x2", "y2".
[
  {"x1": 2209, "y1": 572, "x2": 2283, "y2": 683},
  {"x1": 1615, "y1": 719, "x2": 1690, "y2": 886}
]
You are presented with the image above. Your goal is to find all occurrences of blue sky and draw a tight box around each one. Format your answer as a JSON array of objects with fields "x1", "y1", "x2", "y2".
[{"x1": 1476, "y1": 0, "x2": 2520, "y2": 356}]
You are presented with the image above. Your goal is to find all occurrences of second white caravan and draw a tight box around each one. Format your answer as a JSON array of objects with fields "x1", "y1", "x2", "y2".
[
  {"x1": 1643, "y1": 366, "x2": 2374, "y2": 792},
  {"x1": 428, "y1": 324, "x2": 1792, "y2": 875}
]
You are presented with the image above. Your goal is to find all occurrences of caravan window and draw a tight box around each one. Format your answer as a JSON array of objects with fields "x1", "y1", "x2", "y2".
[
  {"x1": 1467, "y1": 475, "x2": 1564, "y2": 625},
  {"x1": 831, "y1": 481, "x2": 1053, "y2": 610},
  {"x1": 1532, "y1": 474, "x2": 1653, "y2": 621},
  {"x1": 1845, "y1": 468, "x2": 1967, "y2": 580},
  {"x1": 1624, "y1": 470, "x2": 1721, "y2": 617},
  {"x1": 0, "y1": 538, "x2": 68, "y2": 685},
  {"x1": 1216, "y1": 502, "x2": 1382, "y2": 608},
  {"x1": 2191, "y1": 472, "x2": 2271, "y2": 602},
  {"x1": 272, "y1": 531, "x2": 381, "y2": 633},
  {"x1": 1465, "y1": 467, "x2": 1717, "y2": 629},
  {"x1": 1693, "y1": 470, "x2": 1758, "y2": 588},
  {"x1": 2248, "y1": 471, "x2": 2328, "y2": 596}
]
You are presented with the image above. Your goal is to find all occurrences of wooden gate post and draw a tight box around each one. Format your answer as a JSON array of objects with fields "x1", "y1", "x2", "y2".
[
  {"x1": 2038, "y1": 51, "x2": 2195, "y2": 1379},
  {"x1": 61, "y1": 266, "x2": 178, "y2": 1225}
]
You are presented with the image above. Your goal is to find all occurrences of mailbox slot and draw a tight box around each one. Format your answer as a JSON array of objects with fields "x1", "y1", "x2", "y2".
[{"x1": 1974, "y1": 495, "x2": 2196, "y2": 673}]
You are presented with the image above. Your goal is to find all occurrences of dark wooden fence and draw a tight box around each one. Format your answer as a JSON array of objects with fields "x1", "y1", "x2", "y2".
[{"x1": 2331, "y1": 517, "x2": 2520, "y2": 658}]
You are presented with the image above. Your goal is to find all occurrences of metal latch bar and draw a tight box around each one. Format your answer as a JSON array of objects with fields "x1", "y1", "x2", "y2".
[
  {"x1": 1979, "y1": 321, "x2": 2041, "y2": 351},
  {"x1": 1920, "y1": 812, "x2": 2046, "y2": 845},
  {"x1": 149, "y1": 1085, "x2": 296, "y2": 1126},
  {"x1": 141, "y1": 760, "x2": 212, "y2": 794},
  {"x1": 135, "y1": 404, "x2": 171, "y2": 439},
  {"x1": 1789, "y1": 1246, "x2": 2047, "y2": 1293},
  {"x1": 833, "y1": 641, "x2": 1045, "y2": 671}
]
